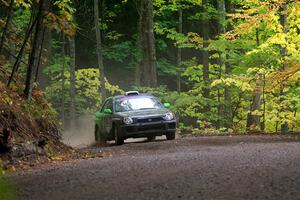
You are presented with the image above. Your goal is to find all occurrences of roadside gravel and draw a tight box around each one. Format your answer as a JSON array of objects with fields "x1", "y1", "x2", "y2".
[{"x1": 9, "y1": 135, "x2": 300, "y2": 200}]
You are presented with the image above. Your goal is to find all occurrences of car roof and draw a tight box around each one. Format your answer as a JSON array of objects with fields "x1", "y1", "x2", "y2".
[{"x1": 113, "y1": 93, "x2": 155, "y2": 100}]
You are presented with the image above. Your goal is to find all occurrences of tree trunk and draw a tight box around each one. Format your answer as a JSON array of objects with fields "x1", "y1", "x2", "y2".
[
  {"x1": 246, "y1": 73, "x2": 263, "y2": 130},
  {"x1": 7, "y1": 11, "x2": 37, "y2": 87},
  {"x1": 134, "y1": 0, "x2": 142, "y2": 86},
  {"x1": 69, "y1": 36, "x2": 76, "y2": 126},
  {"x1": 36, "y1": 26, "x2": 52, "y2": 87},
  {"x1": 246, "y1": 28, "x2": 262, "y2": 131},
  {"x1": 94, "y1": 0, "x2": 106, "y2": 100},
  {"x1": 61, "y1": 33, "x2": 66, "y2": 125},
  {"x1": 216, "y1": 0, "x2": 231, "y2": 127},
  {"x1": 140, "y1": 0, "x2": 157, "y2": 87},
  {"x1": 260, "y1": 74, "x2": 266, "y2": 131},
  {"x1": 34, "y1": 27, "x2": 46, "y2": 82},
  {"x1": 24, "y1": 0, "x2": 46, "y2": 100},
  {"x1": 176, "y1": 9, "x2": 182, "y2": 92},
  {"x1": 279, "y1": 2, "x2": 289, "y2": 133},
  {"x1": 0, "y1": 0, "x2": 14, "y2": 54},
  {"x1": 202, "y1": 0, "x2": 210, "y2": 110},
  {"x1": 225, "y1": 0, "x2": 236, "y2": 126}
]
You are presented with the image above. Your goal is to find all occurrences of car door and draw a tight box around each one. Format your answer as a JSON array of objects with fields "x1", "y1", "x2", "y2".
[{"x1": 101, "y1": 98, "x2": 113, "y2": 136}]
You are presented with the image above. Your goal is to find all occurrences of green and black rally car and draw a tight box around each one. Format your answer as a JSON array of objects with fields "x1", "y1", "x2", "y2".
[{"x1": 94, "y1": 91, "x2": 176, "y2": 145}]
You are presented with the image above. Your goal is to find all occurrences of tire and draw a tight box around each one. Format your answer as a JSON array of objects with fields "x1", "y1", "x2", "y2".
[
  {"x1": 94, "y1": 125, "x2": 99, "y2": 142},
  {"x1": 147, "y1": 136, "x2": 156, "y2": 141},
  {"x1": 114, "y1": 126, "x2": 124, "y2": 145},
  {"x1": 95, "y1": 125, "x2": 106, "y2": 143},
  {"x1": 166, "y1": 132, "x2": 175, "y2": 140}
]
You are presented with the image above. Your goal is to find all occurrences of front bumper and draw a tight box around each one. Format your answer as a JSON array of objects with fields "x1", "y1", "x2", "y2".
[{"x1": 120, "y1": 120, "x2": 176, "y2": 138}]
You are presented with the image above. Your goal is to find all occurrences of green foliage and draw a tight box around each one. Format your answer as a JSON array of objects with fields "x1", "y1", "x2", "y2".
[
  {"x1": 103, "y1": 41, "x2": 133, "y2": 62},
  {"x1": 0, "y1": 176, "x2": 17, "y2": 200},
  {"x1": 44, "y1": 57, "x2": 123, "y2": 115},
  {"x1": 3, "y1": 0, "x2": 299, "y2": 134}
]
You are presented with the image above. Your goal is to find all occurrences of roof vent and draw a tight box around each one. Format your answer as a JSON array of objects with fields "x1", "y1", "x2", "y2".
[{"x1": 125, "y1": 91, "x2": 139, "y2": 96}]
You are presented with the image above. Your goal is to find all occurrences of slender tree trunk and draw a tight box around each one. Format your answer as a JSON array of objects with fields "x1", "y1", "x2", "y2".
[
  {"x1": 0, "y1": 0, "x2": 14, "y2": 54},
  {"x1": 225, "y1": 0, "x2": 236, "y2": 126},
  {"x1": 246, "y1": 28, "x2": 262, "y2": 131},
  {"x1": 8, "y1": 44, "x2": 15, "y2": 65},
  {"x1": 260, "y1": 74, "x2": 266, "y2": 131},
  {"x1": 24, "y1": 0, "x2": 46, "y2": 100},
  {"x1": 69, "y1": 36, "x2": 76, "y2": 126},
  {"x1": 279, "y1": 2, "x2": 288, "y2": 133},
  {"x1": 246, "y1": 73, "x2": 263, "y2": 130},
  {"x1": 7, "y1": 15, "x2": 37, "y2": 86},
  {"x1": 217, "y1": 0, "x2": 225, "y2": 34},
  {"x1": 94, "y1": 0, "x2": 106, "y2": 100},
  {"x1": 37, "y1": 26, "x2": 52, "y2": 87},
  {"x1": 61, "y1": 33, "x2": 66, "y2": 125},
  {"x1": 217, "y1": 0, "x2": 231, "y2": 127},
  {"x1": 140, "y1": 0, "x2": 157, "y2": 87},
  {"x1": 216, "y1": 64, "x2": 222, "y2": 129},
  {"x1": 7, "y1": 6, "x2": 35, "y2": 86},
  {"x1": 202, "y1": 0, "x2": 210, "y2": 111},
  {"x1": 34, "y1": 27, "x2": 46, "y2": 82},
  {"x1": 176, "y1": 8, "x2": 182, "y2": 92},
  {"x1": 134, "y1": 0, "x2": 142, "y2": 86}
]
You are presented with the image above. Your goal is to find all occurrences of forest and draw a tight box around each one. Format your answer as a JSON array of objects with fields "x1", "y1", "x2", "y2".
[{"x1": 0, "y1": 0, "x2": 299, "y2": 134}]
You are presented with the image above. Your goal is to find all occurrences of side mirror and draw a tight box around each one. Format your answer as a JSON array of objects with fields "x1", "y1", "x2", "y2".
[
  {"x1": 103, "y1": 108, "x2": 112, "y2": 114},
  {"x1": 163, "y1": 103, "x2": 170, "y2": 109}
]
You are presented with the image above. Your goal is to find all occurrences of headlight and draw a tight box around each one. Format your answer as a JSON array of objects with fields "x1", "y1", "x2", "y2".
[
  {"x1": 163, "y1": 112, "x2": 174, "y2": 121},
  {"x1": 123, "y1": 117, "x2": 133, "y2": 124}
]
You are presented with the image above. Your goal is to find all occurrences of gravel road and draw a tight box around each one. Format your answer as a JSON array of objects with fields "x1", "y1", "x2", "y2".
[{"x1": 8, "y1": 135, "x2": 300, "y2": 200}]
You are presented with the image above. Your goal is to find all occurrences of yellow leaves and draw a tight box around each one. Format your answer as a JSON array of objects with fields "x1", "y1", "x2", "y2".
[
  {"x1": 266, "y1": 62, "x2": 300, "y2": 91},
  {"x1": 104, "y1": 78, "x2": 124, "y2": 95},
  {"x1": 211, "y1": 77, "x2": 253, "y2": 92},
  {"x1": 224, "y1": 0, "x2": 300, "y2": 40},
  {"x1": 246, "y1": 67, "x2": 267, "y2": 76},
  {"x1": 267, "y1": 33, "x2": 287, "y2": 45},
  {"x1": 54, "y1": 0, "x2": 76, "y2": 21},
  {"x1": 226, "y1": 11, "x2": 275, "y2": 40},
  {"x1": 0, "y1": 0, "x2": 9, "y2": 7},
  {"x1": 45, "y1": 12, "x2": 77, "y2": 36},
  {"x1": 0, "y1": 89, "x2": 13, "y2": 105},
  {"x1": 250, "y1": 109, "x2": 263, "y2": 116},
  {"x1": 174, "y1": 32, "x2": 204, "y2": 49},
  {"x1": 15, "y1": 0, "x2": 32, "y2": 8}
]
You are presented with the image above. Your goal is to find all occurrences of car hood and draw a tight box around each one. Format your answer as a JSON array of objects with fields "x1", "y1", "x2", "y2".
[{"x1": 117, "y1": 108, "x2": 169, "y2": 118}]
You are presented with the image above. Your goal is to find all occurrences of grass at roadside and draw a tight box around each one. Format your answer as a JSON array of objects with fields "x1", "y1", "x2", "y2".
[{"x1": 0, "y1": 177, "x2": 17, "y2": 200}]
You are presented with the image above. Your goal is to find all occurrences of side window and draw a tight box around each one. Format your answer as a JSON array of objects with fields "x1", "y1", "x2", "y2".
[{"x1": 101, "y1": 99, "x2": 113, "y2": 112}]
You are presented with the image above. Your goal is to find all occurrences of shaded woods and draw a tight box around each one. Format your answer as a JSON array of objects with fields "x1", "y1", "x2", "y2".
[{"x1": 0, "y1": 0, "x2": 299, "y2": 134}]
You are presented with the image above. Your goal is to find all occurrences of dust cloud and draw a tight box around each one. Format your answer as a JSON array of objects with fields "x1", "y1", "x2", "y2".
[{"x1": 62, "y1": 115, "x2": 95, "y2": 148}]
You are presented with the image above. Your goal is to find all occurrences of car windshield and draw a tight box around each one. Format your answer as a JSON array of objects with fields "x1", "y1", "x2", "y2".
[{"x1": 115, "y1": 97, "x2": 163, "y2": 112}]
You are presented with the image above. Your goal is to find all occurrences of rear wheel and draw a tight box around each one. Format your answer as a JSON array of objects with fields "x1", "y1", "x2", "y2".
[
  {"x1": 95, "y1": 125, "x2": 106, "y2": 143},
  {"x1": 94, "y1": 125, "x2": 99, "y2": 142},
  {"x1": 166, "y1": 132, "x2": 175, "y2": 140},
  {"x1": 114, "y1": 126, "x2": 124, "y2": 145},
  {"x1": 147, "y1": 136, "x2": 156, "y2": 141}
]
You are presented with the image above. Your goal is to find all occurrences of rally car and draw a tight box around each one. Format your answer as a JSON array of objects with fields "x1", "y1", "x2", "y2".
[{"x1": 94, "y1": 91, "x2": 176, "y2": 145}]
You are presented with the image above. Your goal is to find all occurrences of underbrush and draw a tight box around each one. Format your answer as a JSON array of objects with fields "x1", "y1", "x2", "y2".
[{"x1": 0, "y1": 77, "x2": 74, "y2": 170}]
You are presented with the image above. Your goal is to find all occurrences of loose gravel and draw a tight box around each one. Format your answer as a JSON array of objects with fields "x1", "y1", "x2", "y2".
[{"x1": 8, "y1": 135, "x2": 300, "y2": 200}]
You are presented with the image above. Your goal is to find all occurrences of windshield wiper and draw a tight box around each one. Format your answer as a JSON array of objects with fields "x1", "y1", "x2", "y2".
[{"x1": 138, "y1": 108, "x2": 156, "y2": 110}]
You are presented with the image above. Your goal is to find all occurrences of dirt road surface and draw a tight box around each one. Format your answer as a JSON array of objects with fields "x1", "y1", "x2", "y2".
[{"x1": 8, "y1": 135, "x2": 300, "y2": 200}]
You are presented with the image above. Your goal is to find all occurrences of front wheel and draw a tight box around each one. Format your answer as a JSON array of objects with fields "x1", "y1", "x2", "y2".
[
  {"x1": 166, "y1": 132, "x2": 175, "y2": 140},
  {"x1": 114, "y1": 126, "x2": 124, "y2": 145},
  {"x1": 147, "y1": 136, "x2": 156, "y2": 141}
]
